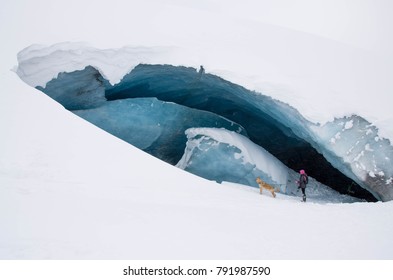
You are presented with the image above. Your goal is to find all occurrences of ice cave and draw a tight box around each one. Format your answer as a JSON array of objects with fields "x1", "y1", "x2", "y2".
[{"x1": 27, "y1": 62, "x2": 393, "y2": 202}]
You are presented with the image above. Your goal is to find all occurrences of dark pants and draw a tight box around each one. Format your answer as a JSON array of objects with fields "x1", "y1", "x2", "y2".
[{"x1": 300, "y1": 187, "x2": 306, "y2": 196}]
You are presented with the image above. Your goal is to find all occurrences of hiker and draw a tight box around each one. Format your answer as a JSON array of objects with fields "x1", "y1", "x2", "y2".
[
  {"x1": 198, "y1": 65, "x2": 205, "y2": 79},
  {"x1": 297, "y1": 169, "x2": 308, "y2": 202}
]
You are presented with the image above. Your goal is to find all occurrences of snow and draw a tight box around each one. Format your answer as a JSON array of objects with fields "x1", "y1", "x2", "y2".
[
  {"x1": 16, "y1": 43, "x2": 181, "y2": 88},
  {"x1": 344, "y1": 120, "x2": 354, "y2": 130},
  {"x1": 1, "y1": 0, "x2": 393, "y2": 260},
  {"x1": 2, "y1": 71, "x2": 392, "y2": 259}
]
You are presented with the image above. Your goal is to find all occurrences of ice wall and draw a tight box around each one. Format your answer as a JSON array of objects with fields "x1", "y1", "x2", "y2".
[
  {"x1": 74, "y1": 97, "x2": 246, "y2": 164},
  {"x1": 105, "y1": 64, "x2": 375, "y2": 200},
  {"x1": 36, "y1": 66, "x2": 110, "y2": 110},
  {"x1": 177, "y1": 128, "x2": 360, "y2": 203},
  {"x1": 16, "y1": 47, "x2": 393, "y2": 201},
  {"x1": 176, "y1": 127, "x2": 289, "y2": 191},
  {"x1": 311, "y1": 115, "x2": 393, "y2": 201}
]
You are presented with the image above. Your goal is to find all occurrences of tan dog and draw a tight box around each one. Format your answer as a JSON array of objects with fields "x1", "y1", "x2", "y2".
[{"x1": 256, "y1": 177, "x2": 277, "y2": 198}]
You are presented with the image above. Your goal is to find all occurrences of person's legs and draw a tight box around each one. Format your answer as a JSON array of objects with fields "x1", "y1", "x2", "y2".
[{"x1": 301, "y1": 188, "x2": 306, "y2": 202}]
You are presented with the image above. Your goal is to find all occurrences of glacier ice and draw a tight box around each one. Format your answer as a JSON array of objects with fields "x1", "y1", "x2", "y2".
[
  {"x1": 36, "y1": 66, "x2": 110, "y2": 110},
  {"x1": 105, "y1": 64, "x2": 376, "y2": 200},
  {"x1": 310, "y1": 115, "x2": 393, "y2": 201},
  {"x1": 176, "y1": 127, "x2": 289, "y2": 190},
  {"x1": 18, "y1": 57, "x2": 393, "y2": 201},
  {"x1": 32, "y1": 65, "x2": 246, "y2": 164},
  {"x1": 177, "y1": 128, "x2": 360, "y2": 203},
  {"x1": 74, "y1": 97, "x2": 246, "y2": 164}
]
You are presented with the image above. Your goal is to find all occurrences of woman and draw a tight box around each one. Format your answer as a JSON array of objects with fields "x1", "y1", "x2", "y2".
[{"x1": 297, "y1": 169, "x2": 308, "y2": 202}]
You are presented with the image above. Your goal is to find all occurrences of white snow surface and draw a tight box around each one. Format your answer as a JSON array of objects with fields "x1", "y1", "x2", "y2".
[
  {"x1": 1, "y1": 0, "x2": 393, "y2": 259},
  {"x1": 1, "y1": 80, "x2": 392, "y2": 259}
]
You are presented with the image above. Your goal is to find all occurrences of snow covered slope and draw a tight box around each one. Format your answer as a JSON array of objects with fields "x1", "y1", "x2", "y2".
[
  {"x1": 1, "y1": 0, "x2": 393, "y2": 259},
  {"x1": 1, "y1": 63, "x2": 393, "y2": 259}
]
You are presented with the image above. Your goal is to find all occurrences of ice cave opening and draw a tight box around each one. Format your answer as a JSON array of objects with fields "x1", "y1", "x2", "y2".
[{"x1": 35, "y1": 64, "x2": 378, "y2": 202}]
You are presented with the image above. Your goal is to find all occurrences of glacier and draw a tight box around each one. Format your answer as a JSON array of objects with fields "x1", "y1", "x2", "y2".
[
  {"x1": 177, "y1": 127, "x2": 360, "y2": 203},
  {"x1": 176, "y1": 127, "x2": 289, "y2": 189},
  {"x1": 34, "y1": 65, "x2": 246, "y2": 164},
  {"x1": 15, "y1": 45, "x2": 393, "y2": 202},
  {"x1": 36, "y1": 66, "x2": 110, "y2": 110},
  {"x1": 311, "y1": 115, "x2": 393, "y2": 201},
  {"x1": 74, "y1": 97, "x2": 246, "y2": 164},
  {"x1": 4, "y1": 0, "x2": 393, "y2": 265}
]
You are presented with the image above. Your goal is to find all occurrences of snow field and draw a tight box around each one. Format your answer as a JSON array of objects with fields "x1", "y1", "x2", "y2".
[{"x1": 1, "y1": 72, "x2": 393, "y2": 259}]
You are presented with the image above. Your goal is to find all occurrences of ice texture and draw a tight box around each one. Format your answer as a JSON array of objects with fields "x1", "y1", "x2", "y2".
[
  {"x1": 311, "y1": 115, "x2": 393, "y2": 201},
  {"x1": 18, "y1": 53, "x2": 392, "y2": 201},
  {"x1": 74, "y1": 98, "x2": 246, "y2": 164},
  {"x1": 177, "y1": 128, "x2": 360, "y2": 203},
  {"x1": 36, "y1": 66, "x2": 110, "y2": 110},
  {"x1": 106, "y1": 64, "x2": 379, "y2": 200},
  {"x1": 176, "y1": 127, "x2": 289, "y2": 191}
]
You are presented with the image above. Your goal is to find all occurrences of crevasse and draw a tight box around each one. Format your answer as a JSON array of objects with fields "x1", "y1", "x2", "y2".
[{"x1": 28, "y1": 63, "x2": 393, "y2": 201}]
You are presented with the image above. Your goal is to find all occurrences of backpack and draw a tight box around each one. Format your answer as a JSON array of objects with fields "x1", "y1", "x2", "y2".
[{"x1": 303, "y1": 174, "x2": 308, "y2": 184}]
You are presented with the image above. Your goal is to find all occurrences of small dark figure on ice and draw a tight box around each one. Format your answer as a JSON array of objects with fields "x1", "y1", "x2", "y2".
[
  {"x1": 198, "y1": 65, "x2": 205, "y2": 80},
  {"x1": 297, "y1": 169, "x2": 308, "y2": 202}
]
